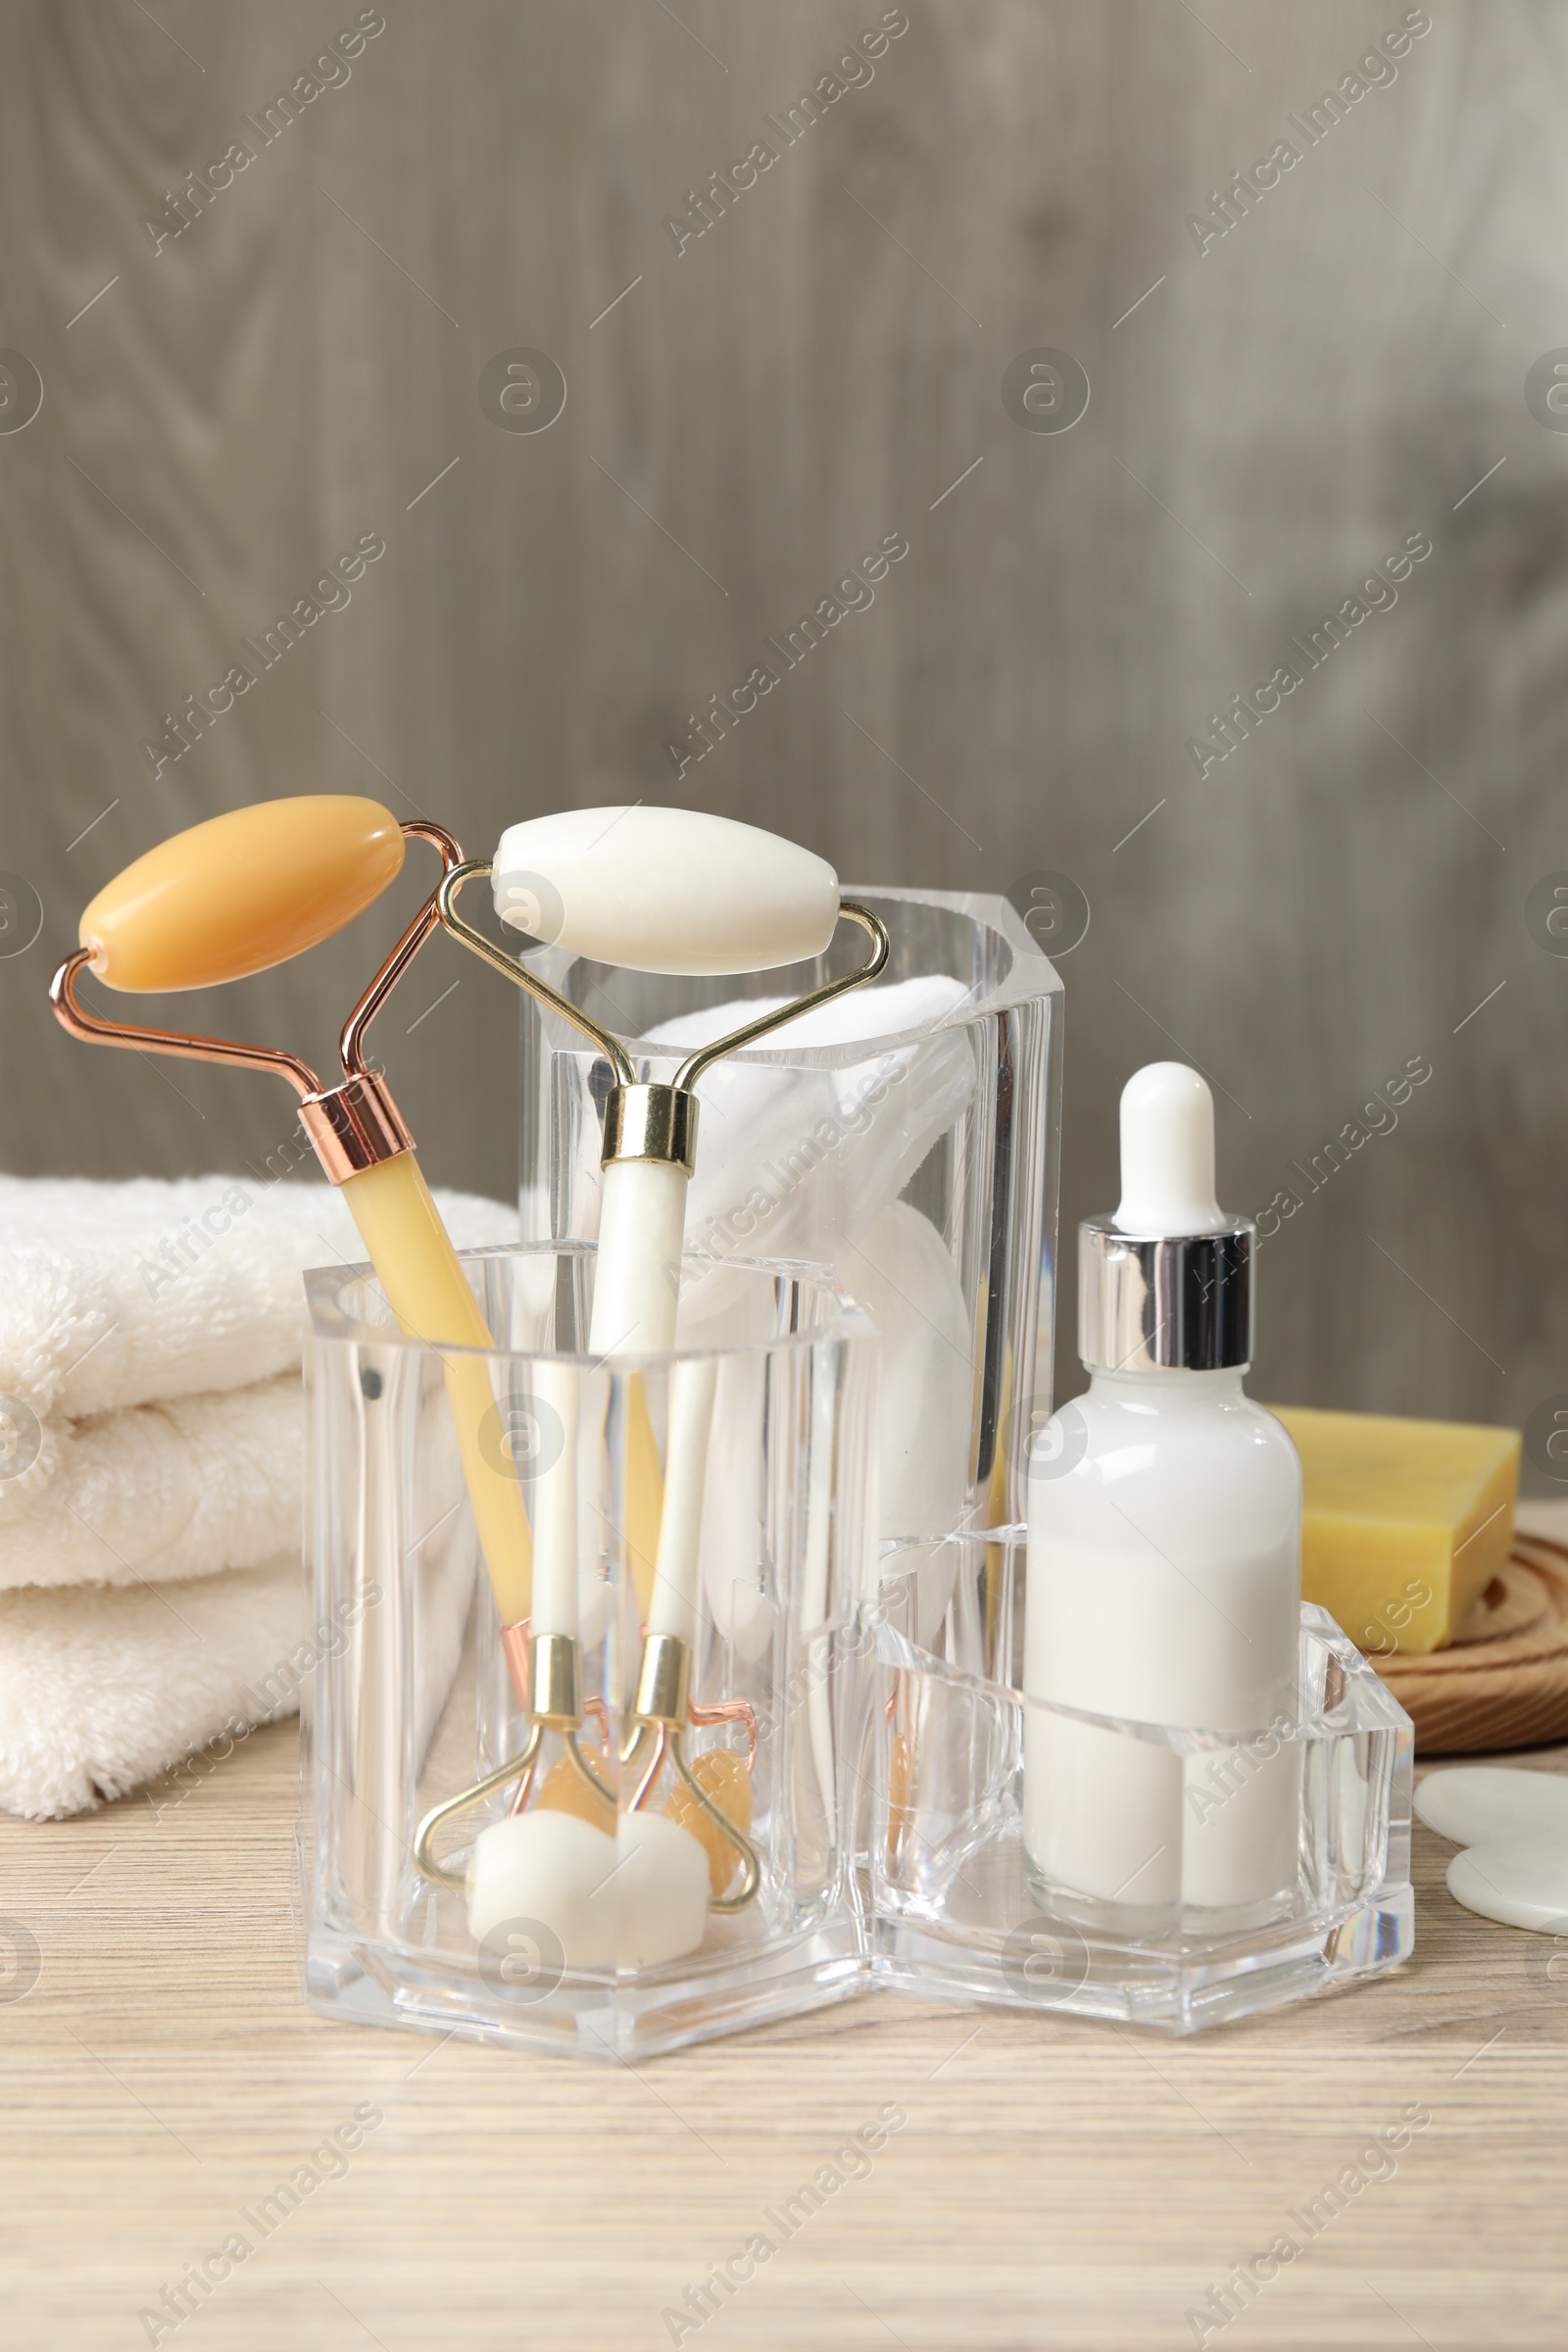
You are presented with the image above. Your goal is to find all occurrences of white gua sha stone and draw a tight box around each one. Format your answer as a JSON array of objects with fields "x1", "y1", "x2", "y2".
[
  {"x1": 1446, "y1": 1841, "x2": 1568, "y2": 1936},
  {"x1": 1415, "y1": 1767, "x2": 1568, "y2": 1845},
  {"x1": 467, "y1": 1806, "x2": 710, "y2": 1971},
  {"x1": 1415, "y1": 1767, "x2": 1568, "y2": 1935}
]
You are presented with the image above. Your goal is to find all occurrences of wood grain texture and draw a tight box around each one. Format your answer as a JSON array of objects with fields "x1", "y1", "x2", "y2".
[
  {"x1": 1377, "y1": 1531, "x2": 1568, "y2": 1753},
  {"x1": 1, "y1": 0, "x2": 1565, "y2": 1463},
  {"x1": 2, "y1": 1501, "x2": 1568, "y2": 2347}
]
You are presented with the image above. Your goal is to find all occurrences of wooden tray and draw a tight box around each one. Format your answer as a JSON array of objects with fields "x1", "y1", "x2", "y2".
[{"x1": 1370, "y1": 1532, "x2": 1568, "y2": 1754}]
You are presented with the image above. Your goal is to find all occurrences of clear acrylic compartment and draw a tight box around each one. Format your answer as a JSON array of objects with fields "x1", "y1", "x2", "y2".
[
  {"x1": 301, "y1": 1243, "x2": 877, "y2": 2061},
  {"x1": 862, "y1": 1535, "x2": 1414, "y2": 2034},
  {"x1": 517, "y1": 888, "x2": 1062, "y2": 1543}
]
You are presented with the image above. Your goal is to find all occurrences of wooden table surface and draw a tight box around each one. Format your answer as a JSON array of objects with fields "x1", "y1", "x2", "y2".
[{"x1": 6, "y1": 1519, "x2": 1568, "y2": 2352}]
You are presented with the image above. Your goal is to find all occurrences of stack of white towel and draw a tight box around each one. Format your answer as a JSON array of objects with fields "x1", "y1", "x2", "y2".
[{"x1": 0, "y1": 1171, "x2": 515, "y2": 1818}]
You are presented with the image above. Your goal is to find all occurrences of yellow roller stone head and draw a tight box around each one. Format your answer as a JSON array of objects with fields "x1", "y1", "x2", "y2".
[{"x1": 78, "y1": 795, "x2": 405, "y2": 991}]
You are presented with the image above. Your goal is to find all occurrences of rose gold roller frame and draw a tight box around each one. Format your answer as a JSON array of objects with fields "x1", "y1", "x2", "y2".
[
  {"x1": 52, "y1": 808, "x2": 543, "y2": 1712},
  {"x1": 49, "y1": 818, "x2": 459, "y2": 1175}
]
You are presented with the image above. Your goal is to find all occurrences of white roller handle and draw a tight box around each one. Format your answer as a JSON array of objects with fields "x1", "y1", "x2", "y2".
[
  {"x1": 528, "y1": 1359, "x2": 579, "y2": 1639},
  {"x1": 648, "y1": 1356, "x2": 719, "y2": 1649},
  {"x1": 493, "y1": 806, "x2": 840, "y2": 976},
  {"x1": 587, "y1": 1157, "x2": 689, "y2": 1358}
]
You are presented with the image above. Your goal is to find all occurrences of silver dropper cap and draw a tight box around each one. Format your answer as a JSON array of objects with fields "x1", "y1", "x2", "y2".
[
  {"x1": 1078, "y1": 1061, "x2": 1254, "y2": 1373},
  {"x1": 1079, "y1": 1217, "x2": 1253, "y2": 1373}
]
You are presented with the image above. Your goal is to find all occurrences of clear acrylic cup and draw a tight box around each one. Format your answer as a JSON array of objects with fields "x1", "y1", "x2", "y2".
[
  {"x1": 301, "y1": 1243, "x2": 877, "y2": 2060},
  {"x1": 516, "y1": 887, "x2": 1063, "y2": 1568},
  {"x1": 862, "y1": 1534, "x2": 1414, "y2": 2034}
]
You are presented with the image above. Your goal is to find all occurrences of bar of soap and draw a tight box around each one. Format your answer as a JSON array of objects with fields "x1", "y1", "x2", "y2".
[{"x1": 1271, "y1": 1406, "x2": 1519, "y2": 1655}]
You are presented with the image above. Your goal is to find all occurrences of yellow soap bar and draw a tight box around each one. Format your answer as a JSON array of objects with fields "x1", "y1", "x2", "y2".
[{"x1": 1272, "y1": 1405, "x2": 1520, "y2": 1655}]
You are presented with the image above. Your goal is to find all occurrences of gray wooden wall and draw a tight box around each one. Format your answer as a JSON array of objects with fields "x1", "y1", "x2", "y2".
[{"x1": 1, "y1": 1, "x2": 1562, "y2": 1468}]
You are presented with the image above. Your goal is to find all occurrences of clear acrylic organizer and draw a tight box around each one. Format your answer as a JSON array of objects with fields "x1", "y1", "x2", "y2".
[
  {"x1": 299, "y1": 899, "x2": 1415, "y2": 2053},
  {"x1": 517, "y1": 888, "x2": 1063, "y2": 1563},
  {"x1": 301, "y1": 1243, "x2": 877, "y2": 2061},
  {"x1": 862, "y1": 1534, "x2": 1414, "y2": 2034}
]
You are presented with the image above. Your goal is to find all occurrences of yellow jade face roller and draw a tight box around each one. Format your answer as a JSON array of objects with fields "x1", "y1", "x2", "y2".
[
  {"x1": 418, "y1": 807, "x2": 888, "y2": 1960},
  {"x1": 48, "y1": 796, "x2": 535, "y2": 1653}
]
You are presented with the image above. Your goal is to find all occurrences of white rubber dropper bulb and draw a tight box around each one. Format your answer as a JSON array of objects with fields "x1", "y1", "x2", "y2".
[{"x1": 1113, "y1": 1061, "x2": 1226, "y2": 1237}]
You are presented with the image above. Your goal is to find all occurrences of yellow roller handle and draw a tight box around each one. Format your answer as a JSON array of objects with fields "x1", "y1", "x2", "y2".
[
  {"x1": 624, "y1": 1376, "x2": 664, "y2": 1624},
  {"x1": 338, "y1": 1152, "x2": 532, "y2": 1628}
]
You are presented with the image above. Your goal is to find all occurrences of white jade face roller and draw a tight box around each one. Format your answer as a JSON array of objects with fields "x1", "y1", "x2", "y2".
[{"x1": 417, "y1": 808, "x2": 887, "y2": 1961}]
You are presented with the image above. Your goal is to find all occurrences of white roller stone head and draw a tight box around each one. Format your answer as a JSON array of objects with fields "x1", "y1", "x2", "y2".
[
  {"x1": 614, "y1": 1812, "x2": 711, "y2": 1968},
  {"x1": 466, "y1": 1808, "x2": 619, "y2": 1968},
  {"x1": 1114, "y1": 1061, "x2": 1227, "y2": 1237},
  {"x1": 491, "y1": 807, "x2": 840, "y2": 974},
  {"x1": 466, "y1": 1804, "x2": 712, "y2": 1970}
]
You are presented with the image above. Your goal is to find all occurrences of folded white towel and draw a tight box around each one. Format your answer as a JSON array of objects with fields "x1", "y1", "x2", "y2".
[
  {"x1": 0, "y1": 1172, "x2": 515, "y2": 1533},
  {"x1": 0, "y1": 1374, "x2": 302, "y2": 1592},
  {"x1": 0, "y1": 1511, "x2": 478, "y2": 1820},
  {"x1": 0, "y1": 1172, "x2": 512, "y2": 1814},
  {"x1": 0, "y1": 1556, "x2": 307, "y2": 1818},
  {"x1": 0, "y1": 1171, "x2": 517, "y2": 1428}
]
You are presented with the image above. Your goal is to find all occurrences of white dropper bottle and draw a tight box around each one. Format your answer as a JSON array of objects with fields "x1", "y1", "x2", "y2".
[{"x1": 1022, "y1": 1062, "x2": 1301, "y2": 1932}]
